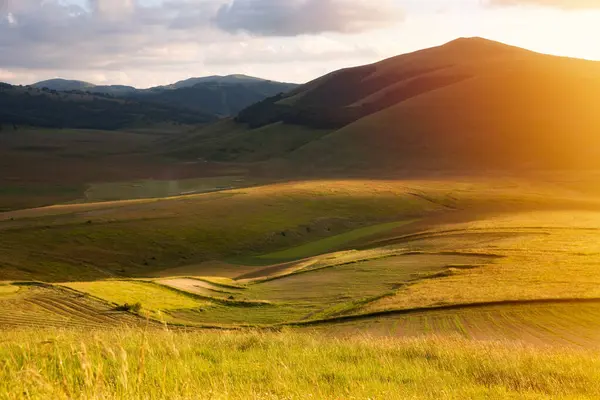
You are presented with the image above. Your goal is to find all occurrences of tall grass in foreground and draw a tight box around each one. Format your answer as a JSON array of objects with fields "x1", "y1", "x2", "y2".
[{"x1": 0, "y1": 328, "x2": 599, "y2": 400}]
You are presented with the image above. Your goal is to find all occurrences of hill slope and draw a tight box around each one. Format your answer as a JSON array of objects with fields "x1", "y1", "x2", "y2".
[
  {"x1": 0, "y1": 83, "x2": 215, "y2": 129},
  {"x1": 223, "y1": 38, "x2": 600, "y2": 172},
  {"x1": 31, "y1": 75, "x2": 299, "y2": 117},
  {"x1": 133, "y1": 79, "x2": 298, "y2": 116},
  {"x1": 32, "y1": 79, "x2": 96, "y2": 91},
  {"x1": 161, "y1": 74, "x2": 272, "y2": 89}
]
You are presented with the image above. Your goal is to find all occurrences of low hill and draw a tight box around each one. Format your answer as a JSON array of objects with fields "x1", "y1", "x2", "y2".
[
  {"x1": 30, "y1": 75, "x2": 298, "y2": 117},
  {"x1": 32, "y1": 79, "x2": 137, "y2": 95},
  {"x1": 33, "y1": 79, "x2": 96, "y2": 91},
  {"x1": 132, "y1": 79, "x2": 298, "y2": 116},
  {"x1": 0, "y1": 83, "x2": 215, "y2": 130},
  {"x1": 160, "y1": 74, "x2": 271, "y2": 89},
  {"x1": 221, "y1": 38, "x2": 600, "y2": 172}
]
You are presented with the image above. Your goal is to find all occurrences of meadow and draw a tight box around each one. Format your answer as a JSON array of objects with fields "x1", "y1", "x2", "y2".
[
  {"x1": 1, "y1": 329, "x2": 600, "y2": 400},
  {"x1": 3, "y1": 176, "x2": 600, "y2": 398}
]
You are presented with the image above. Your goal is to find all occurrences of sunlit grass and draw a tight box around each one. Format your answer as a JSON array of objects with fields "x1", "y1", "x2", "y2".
[
  {"x1": 0, "y1": 285, "x2": 19, "y2": 297},
  {"x1": 63, "y1": 281, "x2": 206, "y2": 313},
  {"x1": 259, "y1": 220, "x2": 416, "y2": 261},
  {"x1": 364, "y1": 211, "x2": 600, "y2": 314},
  {"x1": 1, "y1": 328, "x2": 599, "y2": 400}
]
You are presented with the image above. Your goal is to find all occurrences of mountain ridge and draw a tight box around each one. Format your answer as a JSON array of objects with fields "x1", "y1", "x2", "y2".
[{"x1": 30, "y1": 74, "x2": 297, "y2": 92}]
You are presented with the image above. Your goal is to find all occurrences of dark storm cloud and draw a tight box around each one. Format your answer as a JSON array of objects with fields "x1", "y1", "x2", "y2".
[
  {"x1": 214, "y1": 0, "x2": 402, "y2": 36},
  {"x1": 489, "y1": 0, "x2": 600, "y2": 9}
]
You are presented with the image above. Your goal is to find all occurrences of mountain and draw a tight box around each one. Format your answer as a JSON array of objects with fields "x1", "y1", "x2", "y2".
[
  {"x1": 180, "y1": 37, "x2": 600, "y2": 172},
  {"x1": 32, "y1": 79, "x2": 96, "y2": 91},
  {"x1": 160, "y1": 74, "x2": 268, "y2": 90},
  {"x1": 0, "y1": 83, "x2": 216, "y2": 130},
  {"x1": 30, "y1": 75, "x2": 298, "y2": 118},
  {"x1": 132, "y1": 79, "x2": 299, "y2": 116},
  {"x1": 33, "y1": 79, "x2": 138, "y2": 96}
]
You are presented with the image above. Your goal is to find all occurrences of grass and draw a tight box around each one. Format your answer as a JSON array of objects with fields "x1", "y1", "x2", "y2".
[
  {"x1": 166, "y1": 120, "x2": 331, "y2": 162},
  {"x1": 4, "y1": 178, "x2": 600, "y2": 336},
  {"x1": 83, "y1": 176, "x2": 257, "y2": 202},
  {"x1": 1, "y1": 328, "x2": 600, "y2": 399},
  {"x1": 308, "y1": 301, "x2": 600, "y2": 348},
  {"x1": 361, "y1": 210, "x2": 600, "y2": 314},
  {"x1": 0, "y1": 180, "x2": 441, "y2": 282},
  {"x1": 0, "y1": 285, "x2": 19, "y2": 296},
  {"x1": 258, "y1": 220, "x2": 416, "y2": 261},
  {"x1": 0, "y1": 285, "x2": 141, "y2": 329},
  {"x1": 237, "y1": 252, "x2": 494, "y2": 323},
  {"x1": 62, "y1": 281, "x2": 206, "y2": 315},
  {"x1": 0, "y1": 126, "x2": 248, "y2": 211}
]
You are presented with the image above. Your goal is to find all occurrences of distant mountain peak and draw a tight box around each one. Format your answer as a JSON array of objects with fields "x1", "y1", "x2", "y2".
[
  {"x1": 166, "y1": 74, "x2": 274, "y2": 90},
  {"x1": 32, "y1": 79, "x2": 96, "y2": 91}
]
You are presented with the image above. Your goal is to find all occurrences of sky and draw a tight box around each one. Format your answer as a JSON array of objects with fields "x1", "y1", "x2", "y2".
[{"x1": 1, "y1": 0, "x2": 600, "y2": 88}]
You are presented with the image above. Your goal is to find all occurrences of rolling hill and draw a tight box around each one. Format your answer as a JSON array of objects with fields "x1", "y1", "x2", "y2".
[
  {"x1": 0, "y1": 83, "x2": 215, "y2": 129},
  {"x1": 174, "y1": 37, "x2": 600, "y2": 173},
  {"x1": 30, "y1": 75, "x2": 298, "y2": 118},
  {"x1": 32, "y1": 79, "x2": 138, "y2": 96},
  {"x1": 33, "y1": 79, "x2": 97, "y2": 91},
  {"x1": 131, "y1": 78, "x2": 298, "y2": 116},
  {"x1": 158, "y1": 74, "x2": 273, "y2": 89}
]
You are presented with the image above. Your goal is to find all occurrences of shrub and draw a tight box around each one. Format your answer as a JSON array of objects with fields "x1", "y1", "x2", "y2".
[{"x1": 115, "y1": 302, "x2": 142, "y2": 313}]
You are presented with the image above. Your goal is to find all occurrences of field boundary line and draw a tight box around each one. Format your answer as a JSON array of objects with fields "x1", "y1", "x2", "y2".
[{"x1": 284, "y1": 298, "x2": 600, "y2": 327}]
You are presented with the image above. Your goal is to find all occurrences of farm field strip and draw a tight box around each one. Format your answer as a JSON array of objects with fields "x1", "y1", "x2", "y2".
[
  {"x1": 63, "y1": 281, "x2": 208, "y2": 313},
  {"x1": 157, "y1": 278, "x2": 242, "y2": 298},
  {"x1": 0, "y1": 285, "x2": 141, "y2": 329},
  {"x1": 310, "y1": 301, "x2": 600, "y2": 347}
]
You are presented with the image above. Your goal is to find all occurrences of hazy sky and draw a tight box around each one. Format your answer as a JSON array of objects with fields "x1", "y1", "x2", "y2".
[{"x1": 1, "y1": 0, "x2": 599, "y2": 88}]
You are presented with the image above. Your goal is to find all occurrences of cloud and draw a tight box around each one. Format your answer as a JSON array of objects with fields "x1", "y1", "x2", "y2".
[
  {"x1": 0, "y1": 0, "x2": 228, "y2": 71},
  {"x1": 214, "y1": 0, "x2": 403, "y2": 36},
  {"x1": 204, "y1": 36, "x2": 379, "y2": 66},
  {"x1": 0, "y1": 0, "x2": 402, "y2": 87},
  {"x1": 90, "y1": 0, "x2": 135, "y2": 20},
  {"x1": 489, "y1": 0, "x2": 600, "y2": 9}
]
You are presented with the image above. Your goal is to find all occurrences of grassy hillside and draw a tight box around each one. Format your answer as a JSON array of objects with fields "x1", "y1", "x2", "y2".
[
  {"x1": 0, "y1": 180, "x2": 445, "y2": 281},
  {"x1": 0, "y1": 127, "x2": 249, "y2": 211},
  {"x1": 163, "y1": 119, "x2": 331, "y2": 162},
  {"x1": 289, "y1": 55, "x2": 600, "y2": 171},
  {"x1": 2, "y1": 177, "x2": 600, "y2": 335},
  {"x1": 202, "y1": 38, "x2": 600, "y2": 173}
]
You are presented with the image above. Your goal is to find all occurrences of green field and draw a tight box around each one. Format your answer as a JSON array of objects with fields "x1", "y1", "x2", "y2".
[
  {"x1": 258, "y1": 220, "x2": 415, "y2": 261},
  {"x1": 0, "y1": 127, "x2": 252, "y2": 211},
  {"x1": 2, "y1": 329, "x2": 600, "y2": 400},
  {"x1": 63, "y1": 281, "x2": 207, "y2": 318},
  {"x1": 83, "y1": 176, "x2": 259, "y2": 202},
  {"x1": 0, "y1": 284, "x2": 141, "y2": 329},
  {"x1": 2, "y1": 178, "x2": 600, "y2": 334},
  {"x1": 0, "y1": 180, "x2": 444, "y2": 282},
  {"x1": 3, "y1": 177, "x2": 600, "y2": 399}
]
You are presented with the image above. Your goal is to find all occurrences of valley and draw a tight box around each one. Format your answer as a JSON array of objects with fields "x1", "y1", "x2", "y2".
[
  {"x1": 2, "y1": 36, "x2": 600, "y2": 399},
  {"x1": 3, "y1": 176, "x2": 600, "y2": 351}
]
